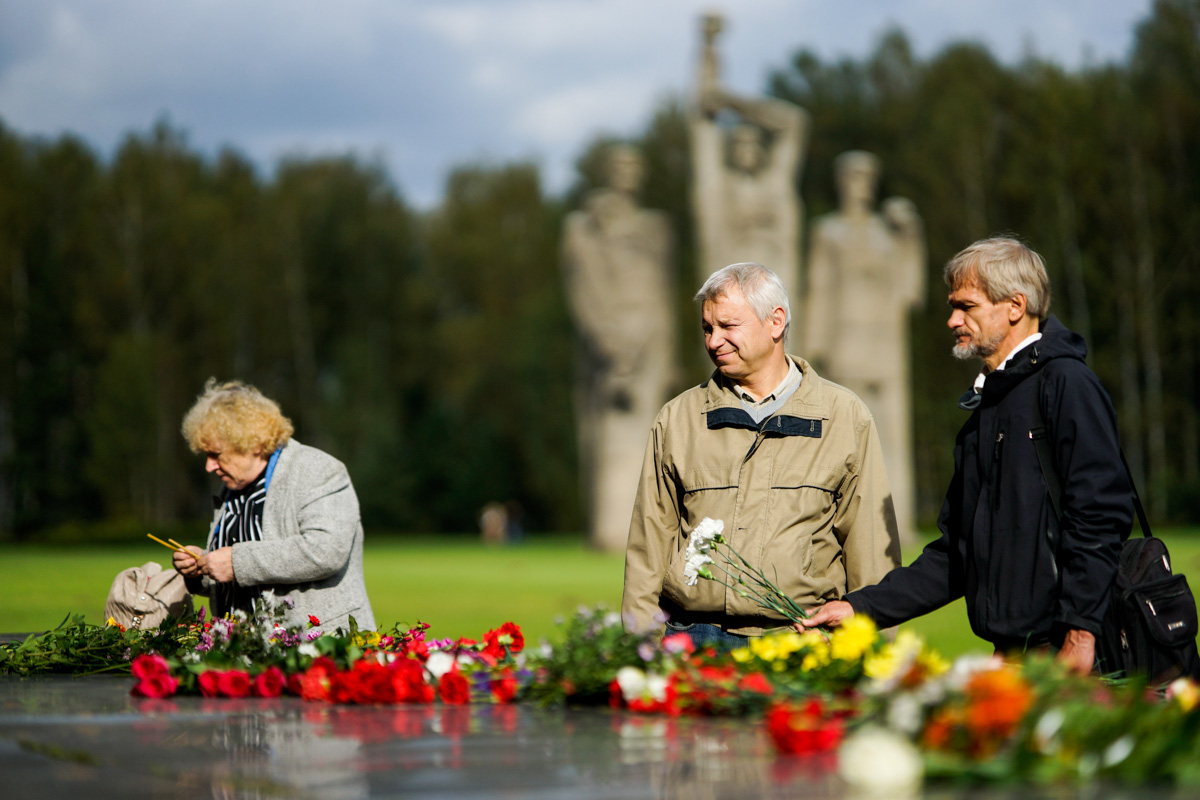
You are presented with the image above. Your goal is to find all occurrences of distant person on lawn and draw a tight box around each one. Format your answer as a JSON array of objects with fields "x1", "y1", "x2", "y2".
[
  {"x1": 622, "y1": 261, "x2": 902, "y2": 651},
  {"x1": 174, "y1": 379, "x2": 376, "y2": 633},
  {"x1": 802, "y1": 237, "x2": 1132, "y2": 674}
]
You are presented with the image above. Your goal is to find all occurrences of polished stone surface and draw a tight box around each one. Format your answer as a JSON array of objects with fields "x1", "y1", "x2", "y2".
[{"x1": 0, "y1": 675, "x2": 1181, "y2": 799}]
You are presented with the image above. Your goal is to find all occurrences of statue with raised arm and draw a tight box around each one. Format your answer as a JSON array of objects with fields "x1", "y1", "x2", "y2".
[
  {"x1": 690, "y1": 11, "x2": 810, "y2": 309},
  {"x1": 562, "y1": 144, "x2": 677, "y2": 552},
  {"x1": 805, "y1": 150, "x2": 926, "y2": 542}
]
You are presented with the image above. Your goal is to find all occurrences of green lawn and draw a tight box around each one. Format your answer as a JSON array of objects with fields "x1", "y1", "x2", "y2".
[{"x1": 3, "y1": 530, "x2": 1199, "y2": 660}]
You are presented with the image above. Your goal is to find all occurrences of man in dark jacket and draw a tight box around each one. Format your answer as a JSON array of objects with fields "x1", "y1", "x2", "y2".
[{"x1": 802, "y1": 236, "x2": 1132, "y2": 674}]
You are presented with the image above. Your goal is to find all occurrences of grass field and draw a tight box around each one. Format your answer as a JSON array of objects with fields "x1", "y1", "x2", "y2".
[{"x1": 3, "y1": 530, "x2": 1199, "y2": 660}]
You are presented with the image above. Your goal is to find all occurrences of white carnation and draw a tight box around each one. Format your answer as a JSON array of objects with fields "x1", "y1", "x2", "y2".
[
  {"x1": 683, "y1": 552, "x2": 714, "y2": 587},
  {"x1": 425, "y1": 650, "x2": 455, "y2": 680},
  {"x1": 615, "y1": 666, "x2": 647, "y2": 700},
  {"x1": 838, "y1": 726, "x2": 922, "y2": 798}
]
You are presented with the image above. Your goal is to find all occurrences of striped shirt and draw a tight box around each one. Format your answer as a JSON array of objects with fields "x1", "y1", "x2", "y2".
[{"x1": 209, "y1": 472, "x2": 267, "y2": 617}]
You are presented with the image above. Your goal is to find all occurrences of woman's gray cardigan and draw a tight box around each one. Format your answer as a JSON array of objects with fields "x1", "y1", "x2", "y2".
[{"x1": 197, "y1": 439, "x2": 377, "y2": 633}]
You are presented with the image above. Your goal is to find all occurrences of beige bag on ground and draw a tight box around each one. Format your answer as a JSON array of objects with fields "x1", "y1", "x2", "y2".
[{"x1": 104, "y1": 561, "x2": 193, "y2": 630}]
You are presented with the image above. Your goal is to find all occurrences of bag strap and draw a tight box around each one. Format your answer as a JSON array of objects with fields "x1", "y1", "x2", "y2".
[{"x1": 1028, "y1": 369, "x2": 1150, "y2": 541}]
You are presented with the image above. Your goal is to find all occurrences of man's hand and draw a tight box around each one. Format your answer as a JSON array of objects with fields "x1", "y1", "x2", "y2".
[
  {"x1": 1056, "y1": 629, "x2": 1096, "y2": 675},
  {"x1": 794, "y1": 600, "x2": 856, "y2": 631}
]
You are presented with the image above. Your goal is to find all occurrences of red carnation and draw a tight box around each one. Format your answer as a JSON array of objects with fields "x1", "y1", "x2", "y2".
[
  {"x1": 299, "y1": 659, "x2": 339, "y2": 702},
  {"x1": 218, "y1": 670, "x2": 253, "y2": 699},
  {"x1": 738, "y1": 672, "x2": 774, "y2": 695},
  {"x1": 439, "y1": 668, "x2": 471, "y2": 705},
  {"x1": 308, "y1": 615, "x2": 320, "y2": 628},
  {"x1": 490, "y1": 668, "x2": 518, "y2": 704},
  {"x1": 346, "y1": 660, "x2": 396, "y2": 704},
  {"x1": 197, "y1": 669, "x2": 223, "y2": 698},
  {"x1": 765, "y1": 700, "x2": 845, "y2": 755},
  {"x1": 253, "y1": 666, "x2": 286, "y2": 698}
]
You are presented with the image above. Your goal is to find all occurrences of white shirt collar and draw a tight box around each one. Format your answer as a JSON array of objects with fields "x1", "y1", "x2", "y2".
[
  {"x1": 972, "y1": 332, "x2": 1043, "y2": 393},
  {"x1": 735, "y1": 358, "x2": 801, "y2": 405}
]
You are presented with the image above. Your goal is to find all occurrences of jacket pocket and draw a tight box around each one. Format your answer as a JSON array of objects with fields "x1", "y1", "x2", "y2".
[
  {"x1": 765, "y1": 464, "x2": 847, "y2": 593},
  {"x1": 661, "y1": 467, "x2": 742, "y2": 609}
]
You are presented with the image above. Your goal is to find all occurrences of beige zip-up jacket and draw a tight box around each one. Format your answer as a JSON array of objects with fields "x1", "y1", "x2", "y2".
[{"x1": 622, "y1": 356, "x2": 902, "y2": 635}]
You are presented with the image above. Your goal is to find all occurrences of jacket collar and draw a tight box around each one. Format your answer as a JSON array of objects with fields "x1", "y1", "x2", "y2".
[{"x1": 703, "y1": 355, "x2": 830, "y2": 435}]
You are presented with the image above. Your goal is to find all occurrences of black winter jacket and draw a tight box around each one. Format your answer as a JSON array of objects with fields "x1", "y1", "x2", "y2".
[{"x1": 846, "y1": 316, "x2": 1132, "y2": 646}]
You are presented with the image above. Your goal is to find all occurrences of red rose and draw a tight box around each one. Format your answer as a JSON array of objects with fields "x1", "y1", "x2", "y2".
[
  {"x1": 131, "y1": 654, "x2": 171, "y2": 681},
  {"x1": 286, "y1": 673, "x2": 304, "y2": 696},
  {"x1": 131, "y1": 673, "x2": 179, "y2": 699},
  {"x1": 253, "y1": 666, "x2": 286, "y2": 698},
  {"x1": 308, "y1": 615, "x2": 320, "y2": 628},
  {"x1": 439, "y1": 668, "x2": 471, "y2": 705},
  {"x1": 490, "y1": 668, "x2": 518, "y2": 704},
  {"x1": 218, "y1": 670, "x2": 252, "y2": 699},
  {"x1": 197, "y1": 670, "x2": 223, "y2": 698}
]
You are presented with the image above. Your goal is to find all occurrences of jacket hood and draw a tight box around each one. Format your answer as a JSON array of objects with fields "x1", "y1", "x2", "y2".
[{"x1": 960, "y1": 315, "x2": 1088, "y2": 408}]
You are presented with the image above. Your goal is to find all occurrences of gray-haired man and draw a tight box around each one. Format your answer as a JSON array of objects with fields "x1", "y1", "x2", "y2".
[{"x1": 622, "y1": 262, "x2": 901, "y2": 650}]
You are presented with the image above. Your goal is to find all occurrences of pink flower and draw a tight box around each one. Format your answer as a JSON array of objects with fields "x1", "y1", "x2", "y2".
[
  {"x1": 217, "y1": 670, "x2": 252, "y2": 698},
  {"x1": 198, "y1": 670, "x2": 222, "y2": 698}
]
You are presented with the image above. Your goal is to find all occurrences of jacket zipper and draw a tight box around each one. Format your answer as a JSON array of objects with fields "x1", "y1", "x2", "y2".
[{"x1": 993, "y1": 431, "x2": 1005, "y2": 510}]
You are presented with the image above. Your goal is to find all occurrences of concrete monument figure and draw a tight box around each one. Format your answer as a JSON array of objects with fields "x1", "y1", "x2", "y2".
[
  {"x1": 690, "y1": 12, "x2": 810, "y2": 309},
  {"x1": 804, "y1": 150, "x2": 926, "y2": 542},
  {"x1": 562, "y1": 144, "x2": 677, "y2": 552}
]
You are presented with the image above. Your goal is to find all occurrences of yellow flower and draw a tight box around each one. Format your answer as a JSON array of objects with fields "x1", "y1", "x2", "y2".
[
  {"x1": 354, "y1": 631, "x2": 382, "y2": 648},
  {"x1": 106, "y1": 616, "x2": 117, "y2": 627},
  {"x1": 731, "y1": 646, "x2": 754, "y2": 663},
  {"x1": 750, "y1": 631, "x2": 804, "y2": 662},
  {"x1": 830, "y1": 615, "x2": 878, "y2": 662},
  {"x1": 1168, "y1": 678, "x2": 1200, "y2": 712}
]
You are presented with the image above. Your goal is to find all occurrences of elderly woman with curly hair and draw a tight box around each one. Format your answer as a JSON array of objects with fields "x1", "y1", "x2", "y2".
[{"x1": 173, "y1": 379, "x2": 376, "y2": 633}]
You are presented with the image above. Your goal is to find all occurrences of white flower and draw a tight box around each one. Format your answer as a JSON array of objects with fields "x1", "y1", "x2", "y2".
[
  {"x1": 943, "y1": 653, "x2": 1003, "y2": 690},
  {"x1": 1103, "y1": 735, "x2": 1135, "y2": 767},
  {"x1": 687, "y1": 518, "x2": 724, "y2": 556},
  {"x1": 683, "y1": 552, "x2": 714, "y2": 586},
  {"x1": 838, "y1": 726, "x2": 923, "y2": 798},
  {"x1": 886, "y1": 693, "x2": 924, "y2": 735},
  {"x1": 603, "y1": 612, "x2": 622, "y2": 628},
  {"x1": 260, "y1": 588, "x2": 278, "y2": 610},
  {"x1": 232, "y1": 609, "x2": 248, "y2": 623},
  {"x1": 645, "y1": 673, "x2": 668, "y2": 703},
  {"x1": 425, "y1": 651, "x2": 455, "y2": 680},
  {"x1": 298, "y1": 643, "x2": 318, "y2": 659},
  {"x1": 1034, "y1": 708, "x2": 1064, "y2": 753},
  {"x1": 616, "y1": 666, "x2": 647, "y2": 700}
]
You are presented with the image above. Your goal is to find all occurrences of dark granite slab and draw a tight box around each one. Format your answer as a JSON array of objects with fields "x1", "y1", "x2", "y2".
[{"x1": 0, "y1": 675, "x2": 1179, "y2": 799}]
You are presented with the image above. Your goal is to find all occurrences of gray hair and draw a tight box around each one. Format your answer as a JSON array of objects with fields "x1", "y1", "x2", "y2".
[
  {"x1": 694, "y1": 262, "x2": 791, "y2": 341},
  {"x1": 944, "y1": 236, "x2": 1051, "y2": 319}
]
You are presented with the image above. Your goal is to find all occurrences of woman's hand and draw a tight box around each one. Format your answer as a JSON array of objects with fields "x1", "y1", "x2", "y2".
[
  {"x1": 172, "y1": 546, "x2": 207, "y2": 577},
  {"x1": 200, "y1": 546, "x2": 236, "y2": 583}
]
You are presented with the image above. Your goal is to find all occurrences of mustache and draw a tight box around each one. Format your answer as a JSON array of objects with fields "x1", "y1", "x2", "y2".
[{"x1": 951, "y1": 327, "x2": 972, "y2": 339}]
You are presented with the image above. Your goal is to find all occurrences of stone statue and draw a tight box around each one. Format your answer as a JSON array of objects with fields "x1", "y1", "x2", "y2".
[
  {"x1": 690, "y1": 11, "x2": 810, "y2": 307},
  {"x1": 805, "y1": 150, "x2": 926, "y2": 542},
  {"x1": 562, "y1": 144, "x2": 677, "y2": 552}
]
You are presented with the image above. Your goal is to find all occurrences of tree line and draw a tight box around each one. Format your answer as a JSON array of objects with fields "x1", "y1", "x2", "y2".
[{"x1": 1, "y1": 0, "x2": 1196, "y2": 540}]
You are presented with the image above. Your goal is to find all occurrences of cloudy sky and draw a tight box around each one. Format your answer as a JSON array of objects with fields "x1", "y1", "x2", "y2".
[{"x1": 0, "y1": 0, "x2": 1154, "y2": 208}]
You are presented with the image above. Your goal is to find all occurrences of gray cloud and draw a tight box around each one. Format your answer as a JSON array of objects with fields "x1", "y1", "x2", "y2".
[{"x1": 0, "y1": 0, "x2": 1152, "y2": 207}]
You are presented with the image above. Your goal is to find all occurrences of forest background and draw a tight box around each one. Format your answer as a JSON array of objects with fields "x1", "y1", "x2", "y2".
[{"x1": 1, "y1": 0, "x2": 1197, "y2": 542}]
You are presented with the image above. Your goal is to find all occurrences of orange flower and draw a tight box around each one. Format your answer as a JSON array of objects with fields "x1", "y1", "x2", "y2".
[{"x1": 964, "y1": 666, "x2": 1032, "y2": 744}]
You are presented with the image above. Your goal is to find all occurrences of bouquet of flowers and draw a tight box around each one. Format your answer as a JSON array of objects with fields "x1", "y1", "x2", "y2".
[{"x1": 682, "y1": 518, "x2": 814, "y2": 625}]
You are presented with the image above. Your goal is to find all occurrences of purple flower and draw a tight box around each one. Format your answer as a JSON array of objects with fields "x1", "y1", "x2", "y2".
[
  {"x1": 196, "y1": 632, "x2": 214, "y2": 653},
  {"x1": 638, "y1": 642, "x2": 656, "y2": 662},
  {"x1": 197, "y1": 607, "x2": 206, "y2": 624},
  {"x1": 282, "y1": 595, "x2": 296, "y2": 610},
  {"x1": 306, "y1": 630, "x2": 321, "y2": 642}
]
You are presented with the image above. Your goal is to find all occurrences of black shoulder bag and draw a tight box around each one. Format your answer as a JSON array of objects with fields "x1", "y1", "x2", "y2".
[{"x1": 1029, "y1": 370, "x2": 1200, "y2": 685}]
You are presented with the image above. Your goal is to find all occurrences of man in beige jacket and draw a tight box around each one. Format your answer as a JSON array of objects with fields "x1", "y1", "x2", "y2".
[{"x1": 622, "y1": 262, "x2": 901, "y2": 649}]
